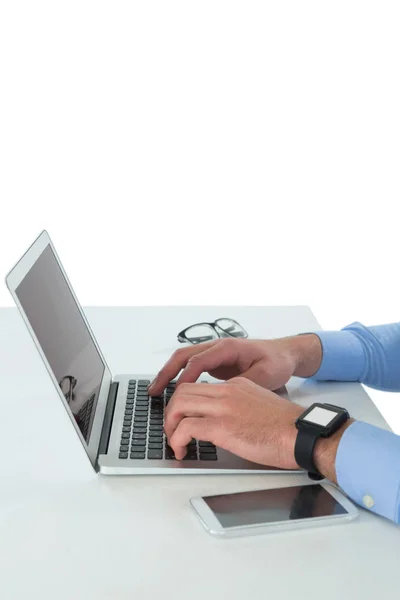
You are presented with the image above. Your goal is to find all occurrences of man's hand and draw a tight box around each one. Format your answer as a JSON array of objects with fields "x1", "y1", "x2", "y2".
[
  {"x1": 149, "y1": 334, "x2": 322, "y2": 395},
  {"x1": 164, "y1": 377, "x2": 304, "y2": 467}
]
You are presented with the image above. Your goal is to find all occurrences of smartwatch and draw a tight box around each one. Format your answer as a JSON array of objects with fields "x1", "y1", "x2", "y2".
[{"x1": 294, "y1": 403, "x2": 350, "y2": 481}]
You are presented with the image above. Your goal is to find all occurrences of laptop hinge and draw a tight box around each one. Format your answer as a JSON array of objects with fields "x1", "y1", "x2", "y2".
[{"x1": 98, "y1": 381, "x2": 119, "y2": 460}]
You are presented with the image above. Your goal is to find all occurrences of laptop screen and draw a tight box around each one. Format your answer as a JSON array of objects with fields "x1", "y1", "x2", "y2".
[{"x1": 15, "y1": 244, "x2": 105, "y2": 443}]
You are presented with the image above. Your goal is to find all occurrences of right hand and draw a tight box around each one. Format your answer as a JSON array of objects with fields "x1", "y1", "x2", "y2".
[{"x1": 148, "y1": 337, "x2": 304, "y2": 395}]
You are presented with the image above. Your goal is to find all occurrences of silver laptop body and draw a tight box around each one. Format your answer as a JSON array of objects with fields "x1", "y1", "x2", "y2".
[{"x1": 6, "y1": 231, "x2": 297, "y2": 475}]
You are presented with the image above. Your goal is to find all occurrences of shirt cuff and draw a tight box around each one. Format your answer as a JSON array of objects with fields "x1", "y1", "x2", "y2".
[
  {"x1": 336, "y1": 421, "x2": 400, "y2": 523},
  {"x1": 311, "y1": 330, "x2": 366, "y2": 381}
]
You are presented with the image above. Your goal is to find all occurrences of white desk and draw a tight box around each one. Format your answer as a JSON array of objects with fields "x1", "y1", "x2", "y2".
[{"x1": 0, "y1": 306, "x2": 398, "y2": 600}]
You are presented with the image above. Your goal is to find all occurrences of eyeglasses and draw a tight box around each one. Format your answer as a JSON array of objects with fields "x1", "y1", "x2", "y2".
[
  {"x1": 178, "y1": 318, "x2": 248, "y2": 345},
  {"x1": 59, "y1": 375, "x2": 77, "y2": 404}
]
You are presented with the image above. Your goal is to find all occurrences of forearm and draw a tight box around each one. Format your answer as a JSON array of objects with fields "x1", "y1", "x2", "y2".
[
  {"x1": 285, "y1": 322, "x2": 400, "y2": 392},
  {"x1": 311, "y1": 322, "x2": 400, "y2": 391},
  {"x1": 288, "y1": 415, "x2": 400, "y2": 522}
]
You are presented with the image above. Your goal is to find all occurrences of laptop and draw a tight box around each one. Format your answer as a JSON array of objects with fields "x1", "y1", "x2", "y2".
[{"x1": 6, "y1": 231, "x2": 298, "y2": 475}]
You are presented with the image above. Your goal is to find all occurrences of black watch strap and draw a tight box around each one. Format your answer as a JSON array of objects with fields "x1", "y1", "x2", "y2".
[{"x1": 294, "y1": 424, "x2": 324, "y2": 481}]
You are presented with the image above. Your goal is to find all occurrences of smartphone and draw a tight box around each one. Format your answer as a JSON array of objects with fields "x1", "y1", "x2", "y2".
[{"x1": 190, "y1": 483, "x2": 359, "y2": 538}]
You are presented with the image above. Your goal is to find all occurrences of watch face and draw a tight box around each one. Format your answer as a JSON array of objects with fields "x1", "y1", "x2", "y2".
[{"x1": 302, "y1": 406, "x2": 338, "y2": 427}]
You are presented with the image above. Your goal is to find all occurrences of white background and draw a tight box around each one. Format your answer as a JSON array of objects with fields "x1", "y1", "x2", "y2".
[{"x1": 1, "y1": 1, "x2": 399, "y2": 431}]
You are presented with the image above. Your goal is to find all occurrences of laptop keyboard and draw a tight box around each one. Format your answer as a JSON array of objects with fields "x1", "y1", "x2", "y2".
[
  {"x1": 77, "y1": 393, "x2": 95, "y2": 440},
  {"x1": 119, "y1": 380, "x2": 218, "y2": 461}
]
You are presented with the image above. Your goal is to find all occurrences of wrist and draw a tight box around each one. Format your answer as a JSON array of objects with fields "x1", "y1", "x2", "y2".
[
  {"x1": 289, "y1": 334, "x2": 323, "y2": 378},
  {"x1": 313, "y1": 418, "x2": 355, "y2": 484},
  {"x1": 284, "y1": 405, "x2": 355, "y2": 480}
]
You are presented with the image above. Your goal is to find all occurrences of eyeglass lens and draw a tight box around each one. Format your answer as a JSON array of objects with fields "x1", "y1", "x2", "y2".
[
  {"x1": 183, "y1": 324, "x2": 219, "y2": 345},
  {"x1": 215, "y1": 318, "x2": 247, "y2": 338}
]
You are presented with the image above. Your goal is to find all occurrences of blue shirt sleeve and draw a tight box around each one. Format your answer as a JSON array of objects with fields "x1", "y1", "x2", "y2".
[
  {"x1": 309, "y1": 322, "x2": 400, "y2": 522},
  {"x1": 312, "y1": 321, "x2": 400, "y2": 391},
  {"x1": 336, "y1": 421, "x2": 400, "y2": 523}
]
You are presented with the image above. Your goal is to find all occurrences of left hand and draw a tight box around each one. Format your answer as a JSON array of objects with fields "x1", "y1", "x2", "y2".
[{"x1": 164, "y1": 377, "x2": 304, "y2": 468}]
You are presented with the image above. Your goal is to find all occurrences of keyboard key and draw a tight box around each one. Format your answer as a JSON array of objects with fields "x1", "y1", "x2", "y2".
[
  {"x1": 199, "y1": 441, "x2": 215, "y2": 447},
  {"x1": 199, "y1": 454, "x2": 218, "y2": 461},
  {"x1": 135, "y1": 407, "x2": 149, "y2": 413},
  {"x1": 127, "y1": 394, "x2": 135, "y2": 399},
  {"x1": 120, "y1": 440, "x2": 129, "y2": 446},
  {"x1": 149, "y1": 425, "x2": 163, "y2": 432},
  {"x1": 183, "y1": 453, "x2": 198, "y2": 460},
  {"x1": 122, "y1": 426, "x2": 131, "y2": 432},
  {"x1": 135, "y1": 400, "x2": 149, "y2": 406},
  {"x1": 123, "y1": 420, "x2": 132, "y2": 427},
  {"x1": 130, "y1": 452, "x2": 145, "y2": 459},
  {"x1": 124, "y1": 410, "x2": 133, "y2": 416},
  {"x1": 131, "y1": 440, "x2": 146, "y2": 447},
  {"x1": 148, "y1": 450, "x2": 163, "y2": 459},
  {"x1": 134, "y1": 416, "x2": 148, "y2": 422},
  {"x1": 129, "y1": 379, "x2": 137, "y2": 385},
  {"x1": 132, "y1": 433, "x2": 147, "y2": 440},
  {"x1": 148, "y1": 442, "x2": 163, "y2": 449},
  {"x1": 133, "y1": 427, "x2": 147, "y2": 433},
  {"x1": 119, "y1": 452, "x2": 128, "y2": 459},
  {"x1": 139, "y1": 380, "x2": 150, "y2": 385},
  {"x1": 149, "y1": 436, "x2": 163, "y2": 443},
  {"x1": 150, "y1": 418, "x2": 163, "y2": 424},
  {"x1": 126, "y1": 399, "x2": 134, "y2": 405},
  {"x1": 198, "y1": 446, "x2": 216, "y2": 454},
  {"x1": 121, "y1": 433, "x2": 130, "y2": 439}
]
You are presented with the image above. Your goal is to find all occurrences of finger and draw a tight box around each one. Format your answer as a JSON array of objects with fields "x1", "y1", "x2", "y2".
[
  {"x1": 175, "y1": 339, "x2": 240, "y2": 386},
  {"x1": 169, "y1": 381, "x2": 230, "y2": 400},
  {"x1": 169, "y1": 417, "x2": 221, "y2": 459},
  {"x1": 148, "y1": 342, "x2": 216, "y2": 395},
  {"x1": 164, "y1": 391, "x2": 224, "y2": 440}
]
